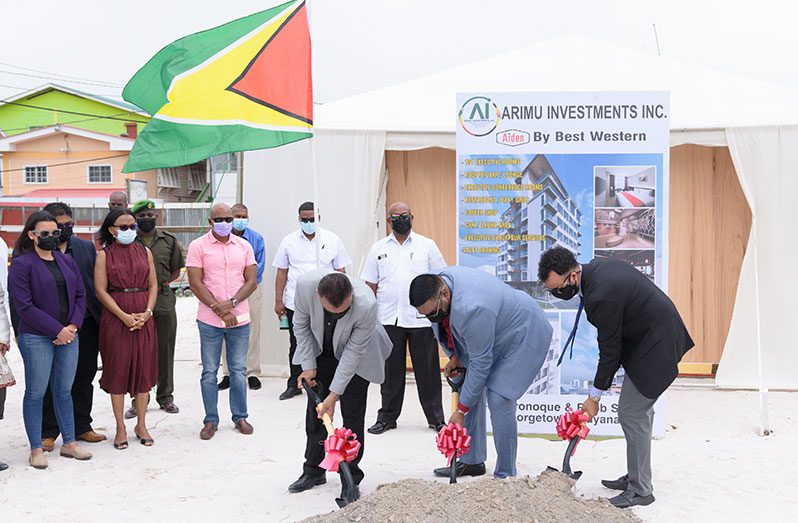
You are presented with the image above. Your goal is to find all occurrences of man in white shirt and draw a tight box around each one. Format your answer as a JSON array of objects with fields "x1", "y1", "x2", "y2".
[
  {"x1": 273, "y1": 201, "x2": 351, "y2": 400},
  {"x1": 361, "y1": 202, "x2": 447, "y2": 435}
]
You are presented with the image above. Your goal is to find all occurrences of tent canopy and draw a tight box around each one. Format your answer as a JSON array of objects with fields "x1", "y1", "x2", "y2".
[{"x1": 316, "y1": 35, "x2": 798, "y2": 135}]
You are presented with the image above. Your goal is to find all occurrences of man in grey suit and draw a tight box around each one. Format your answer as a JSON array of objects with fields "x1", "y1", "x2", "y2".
[
  {"x1": 288, "y1": 269, "x2": 392, "y2": 497},
  {"x1": 410, "y1": 267, "x2": 553, "y2": 478}
]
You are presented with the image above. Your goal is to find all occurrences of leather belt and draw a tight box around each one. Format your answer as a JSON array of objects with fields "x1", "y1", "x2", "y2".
[{"x1": 109, "y1": 287, "x2": 148, "y2": 293}]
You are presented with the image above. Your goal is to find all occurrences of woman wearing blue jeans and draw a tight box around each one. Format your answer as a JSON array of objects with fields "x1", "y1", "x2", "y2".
[{"x1": 9, "y1": 211, "x2": 91, "y2": 469}]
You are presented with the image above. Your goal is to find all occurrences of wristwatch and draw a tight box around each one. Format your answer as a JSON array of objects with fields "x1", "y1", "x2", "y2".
[{"x1": 230, "y1": 298, "x2": 239, "y2": 308}]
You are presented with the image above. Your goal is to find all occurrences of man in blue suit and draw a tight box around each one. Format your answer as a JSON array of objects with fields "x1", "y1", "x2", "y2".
[{"x1": 410, "y1": 267, "x2": 553, "y2": 478}]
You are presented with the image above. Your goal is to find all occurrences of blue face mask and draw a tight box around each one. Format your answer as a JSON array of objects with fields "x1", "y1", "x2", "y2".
[
  {"x1": 232, "y1": 218, "x2": 248, "y2": 231},
  {"x1": 117, "y1": 229, "x2": 137, "y2": 245},
  {"x1": 300, "y1": 220, "x2": 316, "y2": 235}
]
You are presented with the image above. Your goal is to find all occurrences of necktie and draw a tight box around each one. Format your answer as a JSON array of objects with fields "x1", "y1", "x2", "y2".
[
  {"x1": 557, "y1": 297, "x2": 584, "y2": 366},
  {"x1": 442, "y1": 318, "x2": 455, "y2": 350}
]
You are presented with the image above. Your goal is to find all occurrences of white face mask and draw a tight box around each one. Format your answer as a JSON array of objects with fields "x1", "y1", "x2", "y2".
[{"x1": 116, "y1": 229, "x2": 137, "y2": 245}]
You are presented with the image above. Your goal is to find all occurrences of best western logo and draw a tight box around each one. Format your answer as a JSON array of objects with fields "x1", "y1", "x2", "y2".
[{"x1": 496, "y1": 129, "x2": 530, "y2": 147}]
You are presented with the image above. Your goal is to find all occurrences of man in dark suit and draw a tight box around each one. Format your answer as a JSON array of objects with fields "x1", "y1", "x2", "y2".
[
  {"x1": 41, "y1": 203, "x2": 105, "y2": 447},
  {"x1": 538, "y1": 247, "x2": 693, "y2": 508}
]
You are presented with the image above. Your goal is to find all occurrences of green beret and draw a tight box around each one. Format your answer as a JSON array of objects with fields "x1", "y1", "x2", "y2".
[{"x1": 131, "y1": 199, "x2": 156, "y2": 214}]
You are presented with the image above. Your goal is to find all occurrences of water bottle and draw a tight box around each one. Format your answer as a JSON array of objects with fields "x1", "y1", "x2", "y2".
[{"x1": 279, "y1": 313, "x2": 290, "y2": 330}]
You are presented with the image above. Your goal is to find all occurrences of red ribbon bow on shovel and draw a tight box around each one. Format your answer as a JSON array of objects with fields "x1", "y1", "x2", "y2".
[
  {"x1": 436, "y1": 422, "x2": 472, "y2": 466},
  {"x1": 556, "y1": 409, "x2": 590, "y2": 456},
  {"x1": 319, "y1": 427, "x2": 361, "y2": 472}
]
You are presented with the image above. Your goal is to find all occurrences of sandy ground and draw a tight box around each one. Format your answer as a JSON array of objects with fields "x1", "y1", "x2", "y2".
[{"x1": 0, "y1": 296, "x2": 794, "y2": 523}]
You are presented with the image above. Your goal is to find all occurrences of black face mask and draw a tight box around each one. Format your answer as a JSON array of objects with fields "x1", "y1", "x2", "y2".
[
  {"x1": 325, "y1": 307, "x2": 350, "y2": 320},
  {"x1": 57, "y1": 226, "x2": 73, "y2": 244},
  {"x1": 550, "y1": 284, "x2": 579, "y2": 301},
  {"x1": 137, "y1": 218, "x2": 157, "y2": 233},
  {"x1": 37, "y1": 235, "x2": 60, "y2": 251},
  {"x1": 391, "y1": 216, "x2": 412, "y2": 235},
  {"x1": 425, "y1": 294, "x2": 450, "y2": 323}
]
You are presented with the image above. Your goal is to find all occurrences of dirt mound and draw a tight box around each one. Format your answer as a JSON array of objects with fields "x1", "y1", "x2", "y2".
[{"x1": 303, "y1": 470, "x2": 641, "y2": 523}]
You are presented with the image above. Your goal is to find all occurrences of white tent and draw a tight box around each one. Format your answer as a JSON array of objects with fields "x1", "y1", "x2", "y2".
[{"x1": 244, "y1": 36, "x2": 798, "y2": 413}]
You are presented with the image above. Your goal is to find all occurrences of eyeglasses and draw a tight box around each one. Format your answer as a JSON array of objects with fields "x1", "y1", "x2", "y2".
[
  {"x1": 114, "y1": 223, "x2": 138, "y2": 231},
  {"x1": 389, "y1": 212, "x2": 412, "y2": 220},
  {"x1": 33, "y1": 229, "x2": 61, "y2": 238},
  {"x1": 415, "y1": 291, "x2": 443, "y2": 320},
  {"x1": 212, "y1": 217, "x2": 234, "y2": 223},
  {"x1": 300, "y1": 217, "x2": 315, "y2": 223}
]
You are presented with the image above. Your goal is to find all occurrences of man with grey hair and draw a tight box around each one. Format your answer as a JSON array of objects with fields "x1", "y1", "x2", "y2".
[{"x1": 108, "y1": 191, "x2": 128, "y2": 210}]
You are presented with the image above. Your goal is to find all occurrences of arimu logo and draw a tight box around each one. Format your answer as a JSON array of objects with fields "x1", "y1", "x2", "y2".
[{"x1": 459, "y1": 96, "x2": 500, "y2": 137}]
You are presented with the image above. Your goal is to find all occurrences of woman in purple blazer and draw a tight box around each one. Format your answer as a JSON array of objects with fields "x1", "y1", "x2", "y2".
[{"x1": 9, "y1": 211, "x2": 91, "y2": 469}]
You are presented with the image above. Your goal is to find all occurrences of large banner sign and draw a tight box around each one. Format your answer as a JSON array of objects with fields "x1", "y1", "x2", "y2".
[{"x1": 456, "y1": 91, "x2": 670, "y2": 437}]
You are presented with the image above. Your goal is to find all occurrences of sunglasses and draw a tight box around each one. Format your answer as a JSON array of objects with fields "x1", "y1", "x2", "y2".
[
  {"x1": 114, "y1": 223, "x2": 137, "y2": 231},
  {"x1": 57, "y1": 221, "x2": 74, "y2": 229},
  {"x1": 212, "y1": 217, "x2": 234, "y2": 223},
  {"x1": 33, "y1": 229, "x2": 62, "y2": 238},
  {"x1": 300, "y1": 217, "x2": 316, "y2": 223},
  {"x1": 389, "y1": 213, "x2": 412, "y2": 220}
]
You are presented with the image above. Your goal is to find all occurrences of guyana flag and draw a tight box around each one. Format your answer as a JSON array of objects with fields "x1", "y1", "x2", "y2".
[{"x1": 122, "y1": 0, "x2": 312, "y2": 173}]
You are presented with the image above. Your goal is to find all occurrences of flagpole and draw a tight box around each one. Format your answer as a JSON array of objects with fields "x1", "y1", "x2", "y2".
[
  {"x1": 306, "y1": 0, "x2": 321, "y2": 268},
  {"x1": 310, "y1": 134, "x2": 321, "y2": 268}
]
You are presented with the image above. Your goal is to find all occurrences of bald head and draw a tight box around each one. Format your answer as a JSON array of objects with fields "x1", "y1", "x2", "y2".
[
  {"x1": 388, "y1": 202, "x2": 410, "y2": 215},
  {"x1": 387, "y1": 201, "x2": 413, "y2": 238},
  {"x1": 208, "y1": 203, "x2": 233, "y2": 239},
  {"x1": 109, "y1": 191, "x2": 127, "y2": 210},
  {"x1": 210, "y1": 203, "x2": 232, "y2": 218}
]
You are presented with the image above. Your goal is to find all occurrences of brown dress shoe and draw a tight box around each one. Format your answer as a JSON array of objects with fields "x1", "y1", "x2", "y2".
[
  {"x1": 199, "y1": 423, "x2": 218, "y2": 440},
  {"x1": 235, "y1": 419, "x2": 254, "y2": 435},
  {"x1": 159, "y1": 402, "x2": 180, "y2": 414},
  {"x1": 77, "y1": 431, "x2": 107, "y2": 443},
  {"x1": 41, "y1": 438, "x2": 56, "y2": 452}
]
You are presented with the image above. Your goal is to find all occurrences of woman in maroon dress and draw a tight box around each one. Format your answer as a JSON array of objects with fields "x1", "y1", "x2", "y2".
[{"x1": 94, "y1": 209, "x2": 158, "y2": 449}]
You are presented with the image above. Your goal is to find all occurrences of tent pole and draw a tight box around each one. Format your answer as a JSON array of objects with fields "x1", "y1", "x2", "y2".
[
  {"x1": 752, "y1": 223, "x2": 770, "y2": 435},
  {"x1": 310, "y1": 135, "x2": 321, "y2": 268}
]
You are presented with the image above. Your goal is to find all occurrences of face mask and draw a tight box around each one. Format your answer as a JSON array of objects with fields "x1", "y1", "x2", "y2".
[
  {"x1": 549, "y1": 272, "x2": 579, "y2": 301},
  {"x1": 57, "y1": 225, "x2": 73, "y2": 244},
  {"x1": 326, "y1": 307, "x2": 350, "y2": 320},
  {"x1": 37, "y1": 235, "x2": 60, "y2": 251},
  {"x1": 116, "y1": 229, "x2": 137, "y2": 245},
  {"x1": 425, "y1": 294, "x2": 450, "y2": 323},
  {"x1": 233, "y1": 218, "x2": 248, "y2": 232},
  {"x1": 136, "y1": 218, "x2": 156, "y2": 233},
  {"x1": 391, "y1": 216, "x2": 412, "y2": 235},
  {"x1": 300, "y1": 221, "x2": 316, "y2": 235},
  {"x1": 213, "y1": 221, "x2": 234, "y2": 237}
]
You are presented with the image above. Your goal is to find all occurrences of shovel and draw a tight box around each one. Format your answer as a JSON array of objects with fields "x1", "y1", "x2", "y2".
[
  {"x1": 546, "y1": 409, "x2": 589, "y2": 481},
  {"x1": 443, "y1": 367, "x2": 467, "y2": 484},
  {"x1": 302, "y1": 378, "x2": 359, "y2": 508}
]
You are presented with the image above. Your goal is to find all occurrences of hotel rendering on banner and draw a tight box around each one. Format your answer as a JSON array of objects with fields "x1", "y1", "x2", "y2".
[{"x1": 456, "y1": 91, "x2": 670, "y2": 437}]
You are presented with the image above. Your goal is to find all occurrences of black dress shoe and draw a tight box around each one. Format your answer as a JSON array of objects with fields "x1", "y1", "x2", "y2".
[
  {"x1": 288, "y1": 473, "x2": 326, "y2": 493},
  {"x1": 433, "y1": 461, "x2": 486, "y2": 478},
  {"x1": 601, "y1": 474, "x2": 629, "y2": 491},
  {"x1": 367, "y1": 421, "x2": 397, "y2": 435},
  {"x1": 248, "y1": 377, "x2": 262, "y2": 390},
  {"x1": 0, "y1": 461, "x2": 8, "y2": 471},
  {"x1": 609, "y1": 491, "x2": 655, "y2": 508},
  {"x1": 218, "y1": 376, "x2": 230, "y2": 390},
  {"x1": 429, "y1": 422, "x2": 446, "y2": 432},
  {"x1": 279, "y1": 386, "x2": 302, "y2": 401}
]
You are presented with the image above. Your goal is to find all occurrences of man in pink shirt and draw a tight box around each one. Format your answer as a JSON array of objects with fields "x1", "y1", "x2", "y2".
[{"x1": 186, "y1": 203, "x2": 258, "y2": 440}]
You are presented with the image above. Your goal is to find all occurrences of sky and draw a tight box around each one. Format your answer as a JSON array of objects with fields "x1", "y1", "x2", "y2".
[{"x1": 0, "y1": 0, "x2": 796, "y2": 105}]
